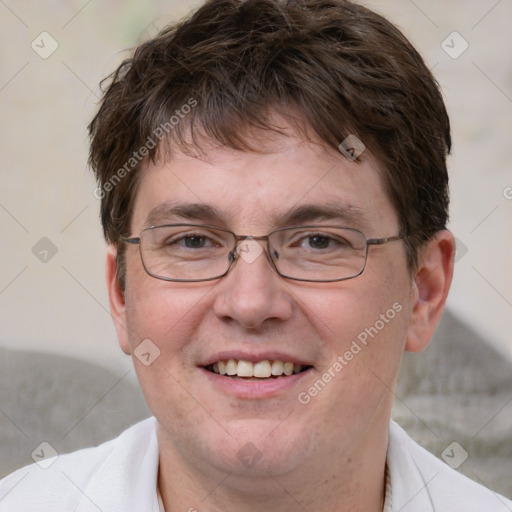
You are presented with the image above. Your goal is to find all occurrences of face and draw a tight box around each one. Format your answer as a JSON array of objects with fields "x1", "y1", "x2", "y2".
[{"x1": 111, "y1": 123, "x2": 416, "y2": 482}]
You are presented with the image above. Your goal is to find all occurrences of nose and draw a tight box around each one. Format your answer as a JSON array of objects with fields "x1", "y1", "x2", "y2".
[{"x1": 211, "y1": 238, "x2": 294, "y2": 329}]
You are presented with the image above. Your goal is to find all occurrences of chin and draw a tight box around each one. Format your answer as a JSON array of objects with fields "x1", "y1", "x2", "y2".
[{"x1": 204, "y1": 420, "x2": 313, "y2": 478}]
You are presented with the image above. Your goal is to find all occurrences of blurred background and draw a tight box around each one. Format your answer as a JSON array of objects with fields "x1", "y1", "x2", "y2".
[{"x1": 0, "y1": 0, "x2": 511, "y2": 498}]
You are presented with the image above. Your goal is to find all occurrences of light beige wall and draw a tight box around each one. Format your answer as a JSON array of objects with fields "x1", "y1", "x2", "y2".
[{"x1": 1, "y1": 0, "x2": 511, "y2": 375}]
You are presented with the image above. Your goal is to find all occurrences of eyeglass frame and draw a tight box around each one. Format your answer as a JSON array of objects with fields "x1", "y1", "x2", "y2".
[{"x1": 124, "y1": 223, "x2": 404, "y2": 283}]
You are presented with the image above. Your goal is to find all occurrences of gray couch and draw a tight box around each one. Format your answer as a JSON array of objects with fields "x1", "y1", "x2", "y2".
[{"x1": 1, "y1": 310, "x2": 511, "y2": 497}]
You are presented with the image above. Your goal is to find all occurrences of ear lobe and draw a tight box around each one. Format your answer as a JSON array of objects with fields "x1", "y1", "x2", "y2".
[
  {"x1": 106, "y1": 246, "x2": 131, "y2": 355},
  {"x1": 405, "y1": 230, "x2": 455, "y2": 353}
]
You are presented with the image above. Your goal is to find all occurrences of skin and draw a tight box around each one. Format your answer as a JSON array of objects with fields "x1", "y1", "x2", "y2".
[{"x1": 106, "y1": 120, "x2": 455, "y2": 512}]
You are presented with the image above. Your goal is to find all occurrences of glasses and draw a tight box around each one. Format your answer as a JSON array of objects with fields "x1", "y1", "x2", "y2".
[{"x1": 124, "y1": 224, "x2": 402, "y2": 283}]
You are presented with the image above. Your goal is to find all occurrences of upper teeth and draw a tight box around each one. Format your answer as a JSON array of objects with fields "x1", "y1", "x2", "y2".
[{"x1": 211, "y1": 359, "x2": 303, "y2": 378}]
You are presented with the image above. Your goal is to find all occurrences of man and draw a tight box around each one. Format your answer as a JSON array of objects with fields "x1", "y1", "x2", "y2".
[{"x1": 1, "y1": 0, "x2": 510, "y2": 510}]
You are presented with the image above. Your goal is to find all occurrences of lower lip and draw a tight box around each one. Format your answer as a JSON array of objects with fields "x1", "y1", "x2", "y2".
[{"x1": 200, "y1": 368, "x2": 312, "y2": 399}]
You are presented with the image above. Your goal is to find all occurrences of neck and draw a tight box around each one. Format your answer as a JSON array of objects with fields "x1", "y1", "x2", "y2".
[{"x1": 157, "y1": 421, "x2": 389, "y2": 512}]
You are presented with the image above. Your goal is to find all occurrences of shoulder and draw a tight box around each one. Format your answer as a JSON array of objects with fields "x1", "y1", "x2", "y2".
[
  {"x1": 0, "y1": 417, "x2": 159, "y2": 512},
  {"x1": 388, "y1": 421, "x2": 512, "y2": 512}
]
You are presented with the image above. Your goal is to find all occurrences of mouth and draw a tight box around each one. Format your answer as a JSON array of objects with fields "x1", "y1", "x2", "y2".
[{"x1": 204, "y1": 359, "x2": 312, "y2": 380}]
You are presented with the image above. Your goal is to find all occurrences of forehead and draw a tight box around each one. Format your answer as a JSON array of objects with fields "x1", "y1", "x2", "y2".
[{"x1": 131, "y1": 128, "x2": 398, "y2": 236}]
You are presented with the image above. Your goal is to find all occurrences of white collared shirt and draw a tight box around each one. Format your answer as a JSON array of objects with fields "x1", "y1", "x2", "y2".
[{"x1": 1, "y1": 417, "x2": 510, "y2": 511}]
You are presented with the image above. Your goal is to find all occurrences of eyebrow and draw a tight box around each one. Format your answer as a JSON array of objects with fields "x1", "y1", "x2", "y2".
[
  {"x1": 272, "y1": 202, "x2": 366, "y2": 228},
  {"x1": 145, "y1": 201, "x2": 232, "y2": 227},
  {"x1": 144, "y1": 200, "x2": 367, "y2": 230}
]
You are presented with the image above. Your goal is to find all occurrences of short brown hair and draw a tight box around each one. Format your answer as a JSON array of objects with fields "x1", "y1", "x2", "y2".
[{"x1": 88, "y1": 0, "x2": 451, "y2": 288}]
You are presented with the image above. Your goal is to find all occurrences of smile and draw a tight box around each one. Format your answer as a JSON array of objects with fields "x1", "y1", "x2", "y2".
[{"x1": 205, "y1": 359, "x2": 311, "y2": 379}]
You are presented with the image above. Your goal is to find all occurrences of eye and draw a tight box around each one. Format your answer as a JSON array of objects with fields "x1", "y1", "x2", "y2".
[
  {"x1": 176, "y1": 235, "x2": 212, "y2": 248},
  {"x1": 169, "y1": 233, "x2": 219, "y2": 249},
  {"x1": 305, "y1": 235, "x2": 332, "y2": 249},
  {"x1": 295, "y1": 233, "x2": 350, "y2": 250}
]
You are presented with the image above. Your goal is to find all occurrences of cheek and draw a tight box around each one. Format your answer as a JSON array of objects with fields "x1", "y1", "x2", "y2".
[
  {"x1": 298, "y1": 283, "x2": 406, "y2": 351},
  {"x1": 122, "y1": 281, "x2": 209, "y2": 418},
  {"x1": 123, "y1": 249, "x2": 204, "y2": 347},
  {"x1": 293, "y1": 259, "x2": 410, "y2": 388},
  {"x1": 124, "y1": 281, "x2": 209, "y2": 355}
]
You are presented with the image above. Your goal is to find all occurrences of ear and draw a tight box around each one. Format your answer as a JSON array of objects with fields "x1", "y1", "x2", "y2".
[
  {"x1": 405, "y1": 230, "x2": 455, "y2": 353},
  {"x1": 106, "y1": 245, "x2": 131, "y2": 355}
]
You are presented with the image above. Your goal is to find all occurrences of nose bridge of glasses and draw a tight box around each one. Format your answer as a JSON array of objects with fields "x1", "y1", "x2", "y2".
[
  {"x1": 233, "y1": 234, "x2": 269, "y2": 243},
  {"x1": 230, "y1": 234, "x2": 274, "y2": 267}
]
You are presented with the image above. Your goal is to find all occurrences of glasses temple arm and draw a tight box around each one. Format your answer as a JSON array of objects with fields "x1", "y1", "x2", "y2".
[
  {"x1": 124, "y1": 237, "x2": 141, "y2": 245},
  {"x1": 366, "y1": 235, "x2": 403, "y2": 246}
]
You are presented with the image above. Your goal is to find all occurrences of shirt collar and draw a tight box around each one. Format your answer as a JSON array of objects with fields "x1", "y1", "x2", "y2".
[
  {"x1": 386, "y1": 420, "x2": 436, "y2": 512},
  {"x1": 74, "y1": 417, "x2": 161, "y2": 512}
]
